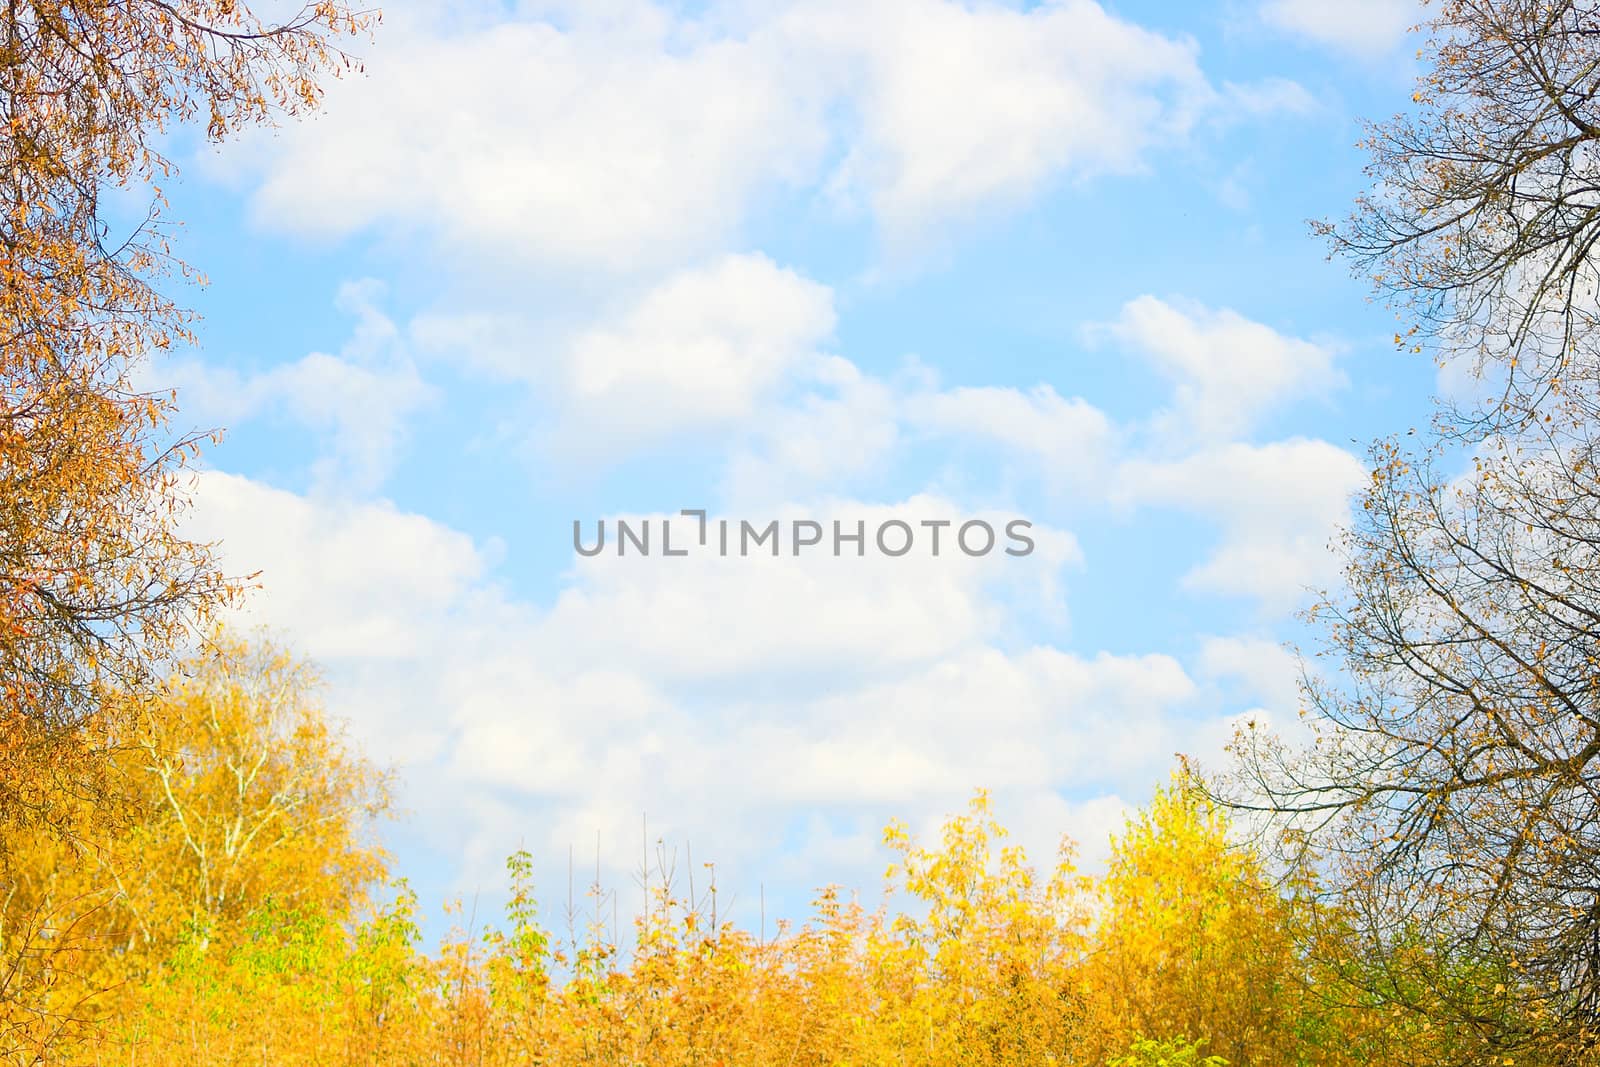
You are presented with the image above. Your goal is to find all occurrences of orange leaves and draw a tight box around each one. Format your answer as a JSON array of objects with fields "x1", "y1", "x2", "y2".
[
  {"x1": 3, "y1": 754, "x2": 1519, "y2": 1067},
  {"x1": 0, "y1": 0, "x2": 373, "y2": 826},
  {"x1": 1075, "y1": 772, "x2": 1310, "y2": 1066},
  {"x1": 1, "y1": 635, "x2": 394, "y2": 1064}
]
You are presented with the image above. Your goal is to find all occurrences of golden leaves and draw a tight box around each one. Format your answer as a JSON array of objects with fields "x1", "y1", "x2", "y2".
[
  {"x1": 0, "y1": 635, "x2": 391, "y2": 1062},
  {"x1": 0, "y1": 0, "x2": 372, "y2": 820},
  {"x1": 0, "y1": 5, "x2": 373, "y2": 1056},
  {"x1": 0, "y1": 767, "x2": 1424, "y2": 1067}
]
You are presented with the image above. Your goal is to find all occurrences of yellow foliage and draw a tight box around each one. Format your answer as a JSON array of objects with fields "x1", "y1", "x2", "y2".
[
  {"x1": 1, "y1": 641, "x2": 1526, "y2": 1067},
  {"x1": 1078, "y1": 771, "x2": 1311, "y2": 1066},
  {"x1": 0, "y1": 0, "x2": 374, "y2": 835},
  {"x1": 0, "y1": 633, "x2": 390, "y2": 1063}
]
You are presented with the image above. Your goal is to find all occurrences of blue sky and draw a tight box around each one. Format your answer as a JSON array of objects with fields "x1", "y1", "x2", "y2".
[{"x1": 145, "y1": 0, "x2": 1437, "y2": 933}]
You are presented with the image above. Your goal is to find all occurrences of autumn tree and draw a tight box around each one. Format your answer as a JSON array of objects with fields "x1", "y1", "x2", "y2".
[
  {"x1": 1081, "y1": 772, "x2": 1328, "y2": 1067},
  {"x1": 1210, "y1": 2, "x2": 1600, "y2": 1060},
  {"x1": 2, "y1": 771, "x2": 1474, "y2": 1067},
  {"x1": 1327, "y1": 0, "x2": 1600, "y2": 429},
  {"x1": 876, "y1": 791, "x2": 1087, "y2": 1066},
  {"x1": 109, "y1": 633, "x2": 391, "y2": 940},
  {"x1": 0, "y1": 632, "x2": 391, "y2": 1063},
  {"x1": 1224, "y1": 410, "x2": 1600, "y2": 1061},
  {"x1": 0, "y1": 0, "x2": 373, "y2": 833}
]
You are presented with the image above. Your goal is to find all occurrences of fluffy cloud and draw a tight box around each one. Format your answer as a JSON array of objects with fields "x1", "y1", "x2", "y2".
[
  {"x1": 1114, "y1": 438, "x2": 1367, "y2": 610},
  {"x1": 792, "y1": 0, "x2": 1214, "y2": 241},
  {"x1": 720, "y1": 360, "x2": 1119, "y2": 503},
  {"x1": 413, "y1": 255, "x2": 836, "y2": 450},
  {"x1": 1197, "y1": 634, "x2": 1303, "y2": 717},
  {"x1": 224, "y1": 0, "x2": 1291, "y2": 266},
  {"x1": 184, "y1": 472, "x2": 490, "y2": 664},
  {"x1": 1259, "y1": 0, "x2": 1419, "y2": 56},
  {"x1": 413, "y1": 275, "x2": 1123, "y2": 496},
  {"x1": 151, "y1": 282, "x2": 433, "y2": 494},
  {"x1": 235, "y1": 5, "x2": 830, "y2": 273},
  {"x1": 561, "y1": 255, "x2": 836, "y2": 439},
  {"x1": 720, "y1": 356, "x2": 905, "y2": 503},
  {"x1": 1099, "y1": 295, "x2": 1344, "y2": 442},
  {"x1": 907, "y1": 384, "x2": 1116, "y2": 487},
  {"x1": 184, "y1": 470, "x2": 1222, "y2": 907},
  {"x1": 545, "y1": 496, "x2": 1079, "y2": 682}
]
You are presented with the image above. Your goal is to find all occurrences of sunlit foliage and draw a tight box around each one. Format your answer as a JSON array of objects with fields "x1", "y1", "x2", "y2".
[
  {"x1": 0, "y1": 643, "x2": 1408, "y2": 1067},
  {"x1": 0, "y1": 0, "x2": 374, "y2": 838}
]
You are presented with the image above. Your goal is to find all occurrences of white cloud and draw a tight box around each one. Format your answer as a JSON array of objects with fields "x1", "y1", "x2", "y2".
[
  {"x1": 184, "y1": 470, "x2": 1215, "y2": 909},
  {"x1": 724, "y1": 365, "x2": 1118, "y2": 503},
  {"x1": 184, "y1": 471, "x2": 490, "y2": 664},
  {"x1": 1099, "y1": 295, "x2": 1344, "y2": 442},
  {"x1": 770, "y1": 646, "x2": 1194, "y2": 798},
  {"x1": 233, "y1": 6, "x2": 830, "y2": 273},
  {"x1": 1221, "y1": 77, "x2": 1319, "y2": 117},
  {"x1": 1115, "y1": 438, "x2": 1366, "y2": 609},
  {"x1": 908, "y1": 383, "x2": 1116, "y2": 486},
  {"x1": 547, "y1": 496, "x2": 1079, "y2": 681},
  {"x1": 224, "y1": 0, "x2": 1294, "y2": 265},
  {"x1": 794, "y1": 0, "x2": 1214, "y2": 241},
  {"x1": 563, "y1": 254, "x2": 836, "y2": 437},
  {"x1": 1197, "y1": 634, "x2": 1303, "y2": 717},
  {"x1": 413, "y1": 254, "x2": 836, "y2": 451},
  {"x1": 1259, "y1": 0, "x2": 1418, "y2": 57},
  {"x1": 413, "y1": 276, "x2": 1122, "y2": 495},
  {"x1": 407, "y1": 310, "x2": 549, "y2": 385},
  {"x1": 154, "y1": 282, "x2": 432, "y2": 494},
  {"x1": 721, "y1": 356, "x2": 905, "y2": 503}
]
